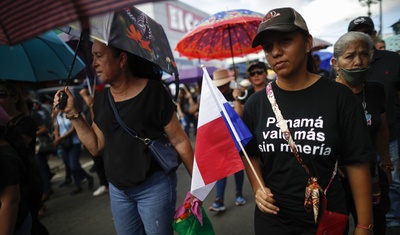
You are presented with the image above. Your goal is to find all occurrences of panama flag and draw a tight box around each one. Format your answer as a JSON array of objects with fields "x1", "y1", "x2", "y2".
[{"x1": 190, "y1": 66, "x2": 253, "y2": 201}]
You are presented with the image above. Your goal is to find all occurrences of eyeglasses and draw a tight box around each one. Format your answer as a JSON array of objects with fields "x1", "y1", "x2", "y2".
[
  {"x1": 0, "y1": 90, "x2": 11, "y2": 99},
  {"x1": 249, "y1": 69, "x2": 264, "y2": 77}
]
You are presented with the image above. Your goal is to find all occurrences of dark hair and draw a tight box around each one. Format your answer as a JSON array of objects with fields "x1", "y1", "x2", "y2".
[
  {"x1": 109, "y1": 46, "x2": 163, "y2": 80},
  {"x1": 297, "y1": 29, "x2": 318, "y2": 73},
  {"x1": 0, "y1": 81, "x2": 29, "y2": 115}
]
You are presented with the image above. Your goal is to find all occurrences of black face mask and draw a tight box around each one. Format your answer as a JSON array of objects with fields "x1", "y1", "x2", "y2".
[{"x1": 338, "y1": 65, "x2": 369, "y2": 87}]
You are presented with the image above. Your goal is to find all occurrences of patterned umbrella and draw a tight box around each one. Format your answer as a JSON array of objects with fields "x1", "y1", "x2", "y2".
[
  {"x1": 175, "y1": 9, "x2": 264, "y2": 73},
  {"x1": 0, "y1": 0, "x2": 165, "y2": 46},
  {"x1": 59, "y1": 6, "x2": 178, "y2": 76}
]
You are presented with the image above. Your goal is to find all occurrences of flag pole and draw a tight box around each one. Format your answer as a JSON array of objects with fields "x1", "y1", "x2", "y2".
[
  {"x1": 237, "y1": 140, "x2": 266, "y2": 194},
  {"x1": 200, "y1": 64, "x2": 266, "y2": 194}
]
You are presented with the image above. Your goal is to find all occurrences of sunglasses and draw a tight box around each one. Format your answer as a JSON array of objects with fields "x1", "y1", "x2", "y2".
[
  {"x1": 0, "y1": 90, "x2": 11, "y2": 99},
  {"x1": 249, "y1": 69, "x2": 264, "y2": 77}
]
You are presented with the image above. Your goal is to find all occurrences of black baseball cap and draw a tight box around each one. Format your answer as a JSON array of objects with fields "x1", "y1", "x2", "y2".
[
  {"x1": 348, "y1": 16, "x2": 374, "y2": 32},
  {"x1": 252, "y1": 7, "x2": 308, "y2": 48},
  {"x1": 247, "y1": 61, "x2": 267, "y2": 72}
]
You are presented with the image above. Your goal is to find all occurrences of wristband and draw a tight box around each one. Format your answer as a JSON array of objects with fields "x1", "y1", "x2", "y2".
[
  {"x1": 356, "y1": 224, "x2": 374, "y2": 231},
  {"x1": 66, "y1": 113, "x2": 80, "y2": 120}
]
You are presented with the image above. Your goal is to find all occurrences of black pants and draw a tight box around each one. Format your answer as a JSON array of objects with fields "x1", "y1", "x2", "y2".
[
  {"x1": 254, "y1": 206, "x2": 316, "y2": 235},
  {"x1": 93, "y1": 155, "x2": 108, "y2": 186}
]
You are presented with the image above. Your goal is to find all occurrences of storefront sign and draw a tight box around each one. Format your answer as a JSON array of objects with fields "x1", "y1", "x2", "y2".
[{"x1": 167, "y1": 3, "x2": 204, "y2": 33}]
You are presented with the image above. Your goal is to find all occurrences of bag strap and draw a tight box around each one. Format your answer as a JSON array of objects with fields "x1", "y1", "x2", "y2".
[
  {"x1": 265, "y1": 82, "x2": 337, "y2": 193},
  {"x1": 266, "y1": 83, "x2": 314, "y2": 176},
  {"x1": 107, "y1": 89, "x2": 150, "y2": 145}
]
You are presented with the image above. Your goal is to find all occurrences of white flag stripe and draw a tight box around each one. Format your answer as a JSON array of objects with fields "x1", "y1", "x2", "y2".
[
  {"x1": 192, "y1": 182, "x2": 215, "y2": 202},
  {"x1": 190, "y1": 159, "x2": 215, "y2": 201},
  {"x1": 196, "y1": 71, "x2": 221, "y2": 127},
  {"x1": 191, "y1": 159, "x2": 205, "y2": 188},
  {"x1": 201, "y1": 66, "x2": 243, "y2": 145}
]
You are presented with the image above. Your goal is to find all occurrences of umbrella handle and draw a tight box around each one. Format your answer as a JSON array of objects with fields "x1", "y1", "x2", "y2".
[
  {"x1": 65, "y1": 32, "x2": 84, "y2": 86},
  {"x1": 238, "y1": 90, "x2": 248, "y2": 100},
  {"x1": 57, "y1": 91, "x2": 68, "y2": 110}
]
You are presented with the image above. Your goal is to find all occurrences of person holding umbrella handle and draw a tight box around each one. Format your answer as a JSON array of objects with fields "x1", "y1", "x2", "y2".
[{"x1": 53, "y1": 40, "x2": 194, "y2": 235}]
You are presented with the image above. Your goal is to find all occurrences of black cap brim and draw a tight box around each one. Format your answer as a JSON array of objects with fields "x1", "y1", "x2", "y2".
[{"x1": 252, "y1": 25, "x2": 299, "y2": 48}]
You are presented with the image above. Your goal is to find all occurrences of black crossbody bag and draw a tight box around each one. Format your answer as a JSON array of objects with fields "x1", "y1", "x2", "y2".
[{"x1": 107, "y1": 89, "x2": 179, "y2": 174}]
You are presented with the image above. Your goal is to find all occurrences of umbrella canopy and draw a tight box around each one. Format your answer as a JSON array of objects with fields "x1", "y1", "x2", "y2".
[
  {"x1": 60, "y1": 6, "x2": 178, "y2": 76},
  {"x1": 0, "y1": 0, "x2": 165, "y2": 46},
  {"x1": 385, "y1": 34, "x2": 400, "y2": 52},
  {"x1": 166, "y1": 66, "x2": 218, "y2": 84},
  {"x1": 0, "y1": 31, "x2": 85, "y2": 82},
  {"x1": 312, "y1": 51, "x2": 333, "y2": 72},
  {"x1": 175, "y1": 9, "x2": 264, "y2": 61},
  {"x1": 312, "y1": 37, "x2": 332, "y2": 51}
]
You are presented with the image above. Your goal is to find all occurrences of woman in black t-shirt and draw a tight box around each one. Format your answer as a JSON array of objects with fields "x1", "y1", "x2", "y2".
[
  {"x1": 333, "y1": 31, "x2": 393, "y2": 234},
  {"x1": 243, "y1": 7, "x2": 374, "y2": 234},
  {"x1": 53, "y1": 41, "x2": 194, "y2": 235}
]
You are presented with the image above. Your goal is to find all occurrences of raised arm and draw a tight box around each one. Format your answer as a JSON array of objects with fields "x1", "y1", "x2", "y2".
[{"x1": 53, "y1": 86, "x2": 105, "y2": 157}]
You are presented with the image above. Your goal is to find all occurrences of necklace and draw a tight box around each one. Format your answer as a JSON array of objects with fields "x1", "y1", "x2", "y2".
[{"x1": 361, "y1": 87, "x2": 372, "y2": 126}]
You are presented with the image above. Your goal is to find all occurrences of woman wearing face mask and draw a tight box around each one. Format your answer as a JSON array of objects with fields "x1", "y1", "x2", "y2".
[
  {"x1": 333, "y1": 31, "x2": 393, "y2": 234},
  {"x1": 243, "y1": 7, "x2": 374, "y2": 234}
]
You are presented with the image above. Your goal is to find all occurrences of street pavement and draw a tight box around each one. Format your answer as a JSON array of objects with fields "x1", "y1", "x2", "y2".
[
  {"x1": 39, "y1": 132, "x2": 361, "y2": 235},
  {"x1": 40, "y1": 133, "x2": 256, "y2": 235}
]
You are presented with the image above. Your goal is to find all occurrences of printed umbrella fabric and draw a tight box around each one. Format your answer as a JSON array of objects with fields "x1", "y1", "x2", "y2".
[
  {"x1": 0, "y1": 31, "x2": 85, "y2": 82},
  {"x1": 385, "y1": 34, "x2": 400, "y2": 52},
  {"x1": 60, "y1": 6, "x2": 178, "y2": 76},
  {"x1": 175, "y1": 9, "x2": 264, "y2": 61},
  {"x1": 0, "y1": 0, "x2": 166, "y2": 46}
]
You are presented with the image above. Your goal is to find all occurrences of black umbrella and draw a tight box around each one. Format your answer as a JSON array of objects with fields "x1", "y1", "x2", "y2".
[{"x1": 57, "y1": 6, "x2": 180, "y2": 108}]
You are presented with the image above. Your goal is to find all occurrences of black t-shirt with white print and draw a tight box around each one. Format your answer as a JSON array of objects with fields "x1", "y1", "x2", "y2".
[{"x1": 243, "y1": 78, "x2": 374, "y2": 222}]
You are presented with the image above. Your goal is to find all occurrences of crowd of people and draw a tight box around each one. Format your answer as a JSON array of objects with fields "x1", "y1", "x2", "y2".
[
  {"x1": 0, "y1": 81, "x2": 113, "y2": 235},
  {"x1": 1, "y1": 5, "x2": 400, "y2": 235}
]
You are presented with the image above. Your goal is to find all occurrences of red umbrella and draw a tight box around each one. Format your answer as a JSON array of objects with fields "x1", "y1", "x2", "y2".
[
  {"x1": 0, "y1": 0, "x2": 164, "y2": 46},
  {"x1": 175, "y1": 9, "x2": 264, "y2": 78}
]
